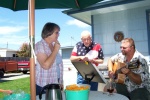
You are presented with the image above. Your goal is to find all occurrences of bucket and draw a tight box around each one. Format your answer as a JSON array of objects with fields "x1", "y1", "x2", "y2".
[
  {"x1": 3, "y1": 93, "x2": 30, "y2": 100},
  {"x1": 65, "y1": 84, "x2": 90, "y2": 100}
]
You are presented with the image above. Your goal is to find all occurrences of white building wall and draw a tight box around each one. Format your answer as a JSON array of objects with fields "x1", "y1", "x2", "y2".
[
  {"x1": 63, "y1": 59, "x2": 77, "y2": 89},
  {"x1": 93, "y1": 6, "x2": 150, "y2": 57},
  {"x1": 0, "y1": 51, "x2": 6, "y2": 57},
  {"x1": 6, "y1": 51, "x2": 17, "y2": 57},
  {"x1": 0, "y1": 50, "x2": 17, "y2": 57}
]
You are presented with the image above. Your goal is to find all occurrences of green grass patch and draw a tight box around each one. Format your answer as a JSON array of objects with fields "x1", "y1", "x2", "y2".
[{"x1": 0, "y1": 77, "x2": 30, "y2": 99}]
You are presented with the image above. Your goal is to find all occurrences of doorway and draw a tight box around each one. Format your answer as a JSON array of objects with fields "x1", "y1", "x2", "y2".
[{"x1": 146, "y1": 10, "x2": 150, "y2": 55}]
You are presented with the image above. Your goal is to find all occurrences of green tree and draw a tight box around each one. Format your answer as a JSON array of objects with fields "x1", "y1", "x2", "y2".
[{"x1": 17, "y1": 43, "x2": 30, "y2": 57}]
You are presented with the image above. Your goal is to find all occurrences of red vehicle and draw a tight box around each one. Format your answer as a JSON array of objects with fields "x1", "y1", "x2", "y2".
[
  {"x1": 18, "y1": 61, "x2": 30, "y2": 74},
  {"x1": 0, "y1": 57, "x2": 30, "y2": 78}
]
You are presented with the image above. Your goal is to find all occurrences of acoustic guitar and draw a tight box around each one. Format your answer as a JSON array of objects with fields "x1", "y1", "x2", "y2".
[{"x1": 112, "y1": 60, "x2": 140, "y2": 84}]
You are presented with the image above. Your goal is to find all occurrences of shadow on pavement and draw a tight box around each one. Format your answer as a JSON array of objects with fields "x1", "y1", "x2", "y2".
[
  {"x1": 0, "y1": 79, "x2": 11, "y2": 83},
  {"x1": 0, "y1": 72, "x2": 30, "y2": 82}
]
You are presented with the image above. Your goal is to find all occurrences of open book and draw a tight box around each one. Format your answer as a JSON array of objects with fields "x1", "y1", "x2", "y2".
[{"x1": 72, "y1": 61, "x2": 107, "y2": 83}]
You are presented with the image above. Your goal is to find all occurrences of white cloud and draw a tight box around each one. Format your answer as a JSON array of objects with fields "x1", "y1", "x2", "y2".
[
  {"x1": 0, "y1": 35, "x2": 29, "y2": 50},
  {"x1": 0, "y1": 35, "x2": 29, "y2": 45},
  {"x1": 0, "y1": 17, "x2": 28, "y2": 50},
  {"x1": 0, "y1": 17, "x2": 28, "y2": 34},
  {"x1": 66, "y1": 19, "x2": 90, "y2": 28},
  {"x1": 0, "y1": 26, "x2": 27, "y2": 34}
]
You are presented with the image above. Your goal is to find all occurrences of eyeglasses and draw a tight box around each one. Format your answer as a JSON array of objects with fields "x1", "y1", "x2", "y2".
[
  {"x1": 120, "y1": 46, "x2": 132, "y2": 49},
  {"x1": 82, "y1": 38, "x2": 91, "y2": 42},
  {"x1": 55, "y1": 32, "x2": 59, "y2": 34}
]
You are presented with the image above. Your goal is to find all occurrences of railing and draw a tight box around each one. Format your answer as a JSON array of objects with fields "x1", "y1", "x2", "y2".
[{"x1": 0, "y1": 57, "x2": 30, "y2": 61}]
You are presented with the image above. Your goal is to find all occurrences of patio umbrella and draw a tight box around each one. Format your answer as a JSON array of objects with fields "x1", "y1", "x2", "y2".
[
  {"x1": 0, "y1": 0, "x2": 103, "y2": 100},
  {"x1": 0, "y1": 0, "x2": 102, "y2": 10}
]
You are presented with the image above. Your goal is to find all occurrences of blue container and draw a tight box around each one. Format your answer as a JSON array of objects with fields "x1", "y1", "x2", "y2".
[
  {"x1": 3, "y1": 93, "x2": 30, "y2": 100},
  {"x1": 65, "y1": 84, "x2": 90, "y2": 100},
  {"x1": 65, "y1": 89, "x2": 89, "y2": 100}
]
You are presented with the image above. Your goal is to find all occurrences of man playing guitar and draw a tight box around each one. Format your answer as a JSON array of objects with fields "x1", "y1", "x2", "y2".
[{"x1": 107, "y1": 38, "x2": 150, "y2": 100}]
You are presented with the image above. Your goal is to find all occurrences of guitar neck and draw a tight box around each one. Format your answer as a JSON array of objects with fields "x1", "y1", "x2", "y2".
[
  {"x1": 127, "y1": 63, "x2": 139, "y2": 69},
  {"x1": 114, "y1": 61, "x2": 139, "y2": 74}
]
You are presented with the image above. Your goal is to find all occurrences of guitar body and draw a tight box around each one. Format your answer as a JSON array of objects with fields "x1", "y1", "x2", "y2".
[
  {"x1": 112, "y1": 60, "x2": 140, "y2": 84},
  {"x1": 112, "y1": 62, "x2": 126, "y2": 72},
  {"x1": 116, "y1": 74, "x2": 126, "y2": 84},
  {"x1": 112, "y1": 62, "x2": 126, "y2": 84}
]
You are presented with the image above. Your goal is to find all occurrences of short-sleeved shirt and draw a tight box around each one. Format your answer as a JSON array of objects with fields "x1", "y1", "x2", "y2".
[
  {"x1": 71, "y1": 41, "x2": 104, "y2": 84},
  {"x1": 110, "y1": 50, "x2": 150, "y2": 92},
  {"x1": 71, "y1": 41, "x2": 104, "y2": 61},
  {"x1": 35, "y1": 39, "x2": 58, "y2": 87}
]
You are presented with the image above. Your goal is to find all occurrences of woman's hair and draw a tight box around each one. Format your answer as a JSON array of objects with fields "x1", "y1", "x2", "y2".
[
  {"x1": 122, "y1": 38, "x2": 135, "y2": 49},
  {"x1": 41, "y1": 22, "x2": 60, "y2": 39}
]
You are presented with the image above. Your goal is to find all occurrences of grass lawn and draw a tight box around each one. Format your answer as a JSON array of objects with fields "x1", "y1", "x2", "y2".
[{"x1": 0, "y1": 77, "x2": 30, "y2": 99}]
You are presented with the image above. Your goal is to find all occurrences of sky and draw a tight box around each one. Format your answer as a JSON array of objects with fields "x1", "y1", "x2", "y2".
[{"x1": 0, "y1": 7, "x2": 91, "y2": 50}]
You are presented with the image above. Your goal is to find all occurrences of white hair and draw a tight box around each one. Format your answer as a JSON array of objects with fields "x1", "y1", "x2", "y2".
[{"x1": 81, "y1": 30, "x2": 91, "y2": 38}]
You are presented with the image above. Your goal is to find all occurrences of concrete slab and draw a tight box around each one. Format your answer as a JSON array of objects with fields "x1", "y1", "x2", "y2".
[{"x1": 0, "y1": 72, "x2": 30, "y2": 81}]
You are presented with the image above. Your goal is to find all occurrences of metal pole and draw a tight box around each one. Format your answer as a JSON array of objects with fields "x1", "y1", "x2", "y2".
[{"x1": 29, "y1": 0, "x2": 36, "y2": 100}]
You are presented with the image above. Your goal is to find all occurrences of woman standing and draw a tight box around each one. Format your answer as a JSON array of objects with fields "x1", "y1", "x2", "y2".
[{"x1": 35, "y1": 22, "x2": 63, "y2": 95}]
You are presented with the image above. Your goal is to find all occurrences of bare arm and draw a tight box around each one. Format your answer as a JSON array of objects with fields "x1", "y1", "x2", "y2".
[
  {"x1": 37, "y1": 42, "x2": 60, "y2": 70},
  {"x1": 121, "y1": 68, "x2": 142, "y2": 85},
  {"x1": 70, "y1": 56, "x2": 89, "y2": 62},
  {"x1": 70, "y1": 56, "x2": 81, "y2": 62},
  {"x1": 70, "y1": 55, "x2": 104, "y2": 65},
  {"x1": 0, "y1": 89, "x2": 12, "y2": 94},
  {"x1": 90, "y1": 59, "x2": 103, "y2": 64}
]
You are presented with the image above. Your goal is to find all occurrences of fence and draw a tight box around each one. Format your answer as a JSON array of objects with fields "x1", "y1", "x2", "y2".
[{"x1": 0, "y1": 57, "x2": 30, "y2": 61}]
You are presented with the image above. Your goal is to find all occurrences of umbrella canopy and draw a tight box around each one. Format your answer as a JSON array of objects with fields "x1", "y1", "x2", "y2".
[
  {"x1": 0, "y1": 0, "x2": 102, "y2": 11},
  {"x1": 0, "y1": 0, "x2": 103, "y2": 100}
]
